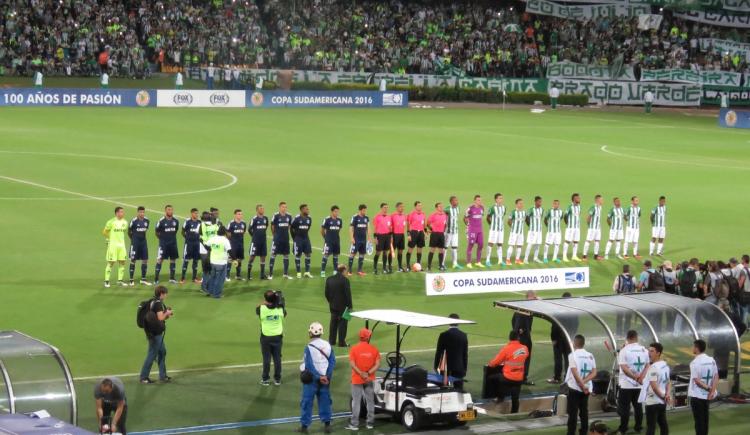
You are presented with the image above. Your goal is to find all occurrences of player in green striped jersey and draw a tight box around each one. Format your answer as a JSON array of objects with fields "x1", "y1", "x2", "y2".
[
  {"x1": 543, "y1": 199, "x2": 563, "y2": 263},
  {"x1": 485, "y1": 193, "x2": 506, "y2": 266},
  {"x1": 649, "y1": 196, "x2": 667, "y2": 256},
  {"x1": 562, "y1": 193, "x2": 582, "y2": 262},
  {"x1": 523, "y1": 196, "x2": 544, "y2": 264},
  {"x1": 623, "y1": 196, "x2": 642, "y2": 259},
  {"x1": 444, "y1": 196, "x2": 462, "y2": 269},
  {"x1": 604, "y1": 197, "x2": 625, "y2": 260},
  {"x1": 506, "y1": 198, "x2": 526, "y2": 265},
  {"x1": 582, "y1": 194, "x2": 604, "y2": 261}
]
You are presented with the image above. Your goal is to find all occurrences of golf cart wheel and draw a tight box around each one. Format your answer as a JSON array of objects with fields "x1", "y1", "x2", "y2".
[{"x1": 401, "y1": 403, "x2": 423, "y2": 431}]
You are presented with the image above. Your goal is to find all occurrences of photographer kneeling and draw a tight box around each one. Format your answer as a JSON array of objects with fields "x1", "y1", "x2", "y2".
[
  {"x1": 257, "y1": 290, "x2": 287, "y2": 386},
  {"x1": 94, "y1": 377, "x2": 126, "y2": 434}
]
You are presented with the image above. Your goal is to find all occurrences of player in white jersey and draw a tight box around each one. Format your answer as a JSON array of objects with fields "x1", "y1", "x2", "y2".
[
  {"x1": 623, "y1": 196, "x2": 642, "y2": 259},
  {"x1": 639, "y1": 342, "x2": 671, "y2": 435},
  {"x1": 562, "y1": 193, "x2": 582, "y2": 262},
  {"x1": 523, "y1": 196, "x2": 544, "y2": 263},
  {"x1": 506, "y1": 198, "x2": 526, "y2": 265},
  {"x1": 604, "y1": 197, "x2": 625, "y2": 260},
  {"x1": 565, "y1": 335, "x2": 597, "y2": 435},
  {"x1": 582, "y1": 194, "x2": 603, "y2": 261},
  {"x1": 543, "y1": 199, "x2": 563, "y2": 263},
  {"x1": 485, "y1": 193, "x2": 506, "y2": 266},
  {"x1": 688, "y1": 339, "x2": 717, "y2": 435},
  {"x1": 444, "y1": 196, "x2": 462, "y2": 269},
  {"x1": 617, "y1": 330, "x2": 649, "y2": 434},
  {"x1": 649, "y1": 196, "x2": 667, "y2": 256}
]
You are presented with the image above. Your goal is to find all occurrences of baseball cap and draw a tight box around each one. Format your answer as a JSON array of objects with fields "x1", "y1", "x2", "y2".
[{"x1": 359, "y1": 328, "x2": 372, "y2": 340}]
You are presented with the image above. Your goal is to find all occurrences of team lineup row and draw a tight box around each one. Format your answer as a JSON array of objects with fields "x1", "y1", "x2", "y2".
[{"x1": 100, "y1": 193, "x2": 668, "y2": 286}]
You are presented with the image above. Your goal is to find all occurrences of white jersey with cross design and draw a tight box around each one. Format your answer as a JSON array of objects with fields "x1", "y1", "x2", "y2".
[{"x1": 618, "y1": 343, "x2": 649, "y2": 389}]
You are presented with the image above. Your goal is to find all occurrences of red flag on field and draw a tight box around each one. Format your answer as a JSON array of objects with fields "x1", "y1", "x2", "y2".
[{"x1": 438, "y1": 350, "x2": 448, "y2": 386}]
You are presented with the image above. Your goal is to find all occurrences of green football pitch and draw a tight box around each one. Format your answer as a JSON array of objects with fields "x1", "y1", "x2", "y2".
[{"x1": 1, "y1": 103, "x2": 749, "y2": 434}]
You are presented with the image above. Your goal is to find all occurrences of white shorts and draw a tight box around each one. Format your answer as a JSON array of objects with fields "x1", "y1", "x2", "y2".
[
  {"x1": 545, "y1": 232, "x2": 561, "y2": 245},
  {"x1": 625, "y1": 228, "x2": 640, "y2": 243},
  {"x1": 565, "y1": 228, "x2": 580, "y2": 243},
  {"x1": 585, "y1": 228, "x2": 601, "y2": 242},
  {"x1": 608, "y1": 229, "x2": 624, "y2": 240},
  {"x1": 652, "y1": 227, "x2": 666, "y2": 239},
  {"x1": 526, "y1": 231, "x2": 542, "y2": 245},
  {"x1": 487, "y1": 230, "x2": 504, "y2": 244},
  {"x1": 507, "y1": 232, "x2": 525, "y2": 246},
  {"x1": 445, "y1": 232, "x2": 459, "y2": 248}
]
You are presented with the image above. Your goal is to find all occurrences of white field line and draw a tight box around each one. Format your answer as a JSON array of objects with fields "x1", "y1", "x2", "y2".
[{"x1": 600, "y1": 145, "x2": 750, "y2": 171}]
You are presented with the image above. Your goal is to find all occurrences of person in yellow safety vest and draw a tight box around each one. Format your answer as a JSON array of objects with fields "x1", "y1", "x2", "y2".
[{"x1": 257, "y1": 290, "x2": 287, "y2": 386}]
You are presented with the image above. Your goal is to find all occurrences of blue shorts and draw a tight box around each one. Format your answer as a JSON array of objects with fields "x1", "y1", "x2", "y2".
[
  {"x1": 323, "y1": 240, "x2": 340, "y2": 256},
  {"x1": 294, "y1": 238, "x2": 312, "y2": 256},
  {"x1": 350, "y1": 240, "x2": 367, "y2": 255},
  {"x1": 250, "y1": 239, "x2": 267, "y2": 257},
  {"x1": 129, "y1": 242, "x2": 148, "y2": 261},
  {"x1": 229, "y1": 245, "x2": 245, "y2": 260},
  {"x1": 271, "y1": 240, "x2": 290, "y2": 256},
  {"x1": 158, "y1": 244, "x2": 179, "y2": 260},
  {"x1": 183, "y1": 242, "x2": 201, "y2": 260}
]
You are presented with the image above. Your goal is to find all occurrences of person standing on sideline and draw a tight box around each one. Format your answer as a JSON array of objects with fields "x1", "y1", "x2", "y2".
[
  {"x1": 372, "y1": 203, "x2": 392, "y2": 275},
  {"x1": 206, "y1": 62, "x2": 215, "y2": 89},
  {"x1": 563, "y1": 193, "x2": 582, "y2": 262},
  {"x1": 512, "y1": 290, "x2": 537, "y2": 384},
  {"x1": 154, "y1": 205, "x2": 180, "y2": 284},
  {"x1": 94, "y1": 377, "x2": 127, "y2": 435},
  {"x1": 180, "y1": 208, "x2": 202, "y2": 283},
  {"x1": 389, "y1": 202, "x2": 407, "y2": 272},
  {"x1": 175, "y1": 72, "x2": 183, "y2": 89},
  {"x1": 406, "y1": 201, "x2": 427, "y2": 270},
  {"x1": 543, "y1": 199, "x2": 564, "y2": 263},
  {"x1": 505, "y1": 198, "x2": 526, "y2": 265},
  {"x1": 549, "y1": 85, "x2": 560, "y2": 109},
  {"x1": 433, "y1": 313, "x2": 468, "y2": 390},
  {"x1": 649, "y1": 196, "x2": 667, "y2": 257},
  {"x1": 227, "y1": 209, "x2": 247, "y2": 281},
  {"x1": 582, "y1": 194, "x2": 603, "y2": 261},
  {"x1": 320, "y1": 205, "x2": 342, "y2": 277},
  {"x1": 206, "y1": 227, "x2": 231, "y2": 298},
  {"x1": 140, "y1": 286, "x2": 173, "y2": 384},
  {"x1": 269, "y1": 202, "x2": 293, "y2": 280},
  {"x1": 101, "y1": 71, "x2": 109, "y2": 88},
  {"x1": 348, "y1": 204, "x2": 369, "y2": 276},
  {"x1": 689, "y1": 339, "x2": 718, "y2": 435},
  {"x1": 644, "y1": 90, "x2": 654, "y2": 113},
  {"x1": 291, "y1": 204, "x2": 314, "y2": 279},
  {"x1": 485, "y1": 193, "x2": 506, "y2": 266},
  {"x1": 523, "y1": 196, "x2": 544, "y2": 264},
  {"x1": 566, "y1": 335, "x2": 598, "y2": 435},
  {"x1": 464, "y1": 195, "x2": 485, "y2": 268},
  {"x1": 298, "y1": 322, "x2": 335, "y2": 434},
  {"x1": 247, "y1": 204, "x2": 269, "y2": 280},
  {"x1": 345, "y1": 328, "x2": 380, "y2": 431},
  {"x1": 623, "y1": 196, "x2": 642, "y2": 259},
  {"x1": 103, "y1": 206, "x2": 128, "y2": 288},
  {"x1": 325, "y1": 265, "x2": 352, "y2": 347},
  {"x1": 640, "y1": 342, "x2": 671, "y2": 435},
  {"x1": 444, "y1": 196, "x2": 462, "y2": 269},
  {"x1": 128, "y1": 206, "x2": 151, "y2": 286},
  {"x1": 604, "y1": 197, "x2": 625, "y2": 260},
  {"x1": 548, "y1": 292, "x2": 574, "y2": 384},
  {"x1": 257, "y1": 290, "x2": 286, "y2": 386},
  {"x1": 34, "y1": 70, "x2": 43, "y2": 88},
  {"x1": 426, "y1": 202, "x2": 448, "y2": 272},
  {"x1": 487, "y1": 330, "x2": 529, "y2": 413},
  {"x1": 616, "y1": 330, "x2": 650, "y2": 435}
]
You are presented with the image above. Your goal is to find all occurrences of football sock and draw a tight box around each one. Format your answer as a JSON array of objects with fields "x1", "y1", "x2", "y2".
[
  {"x1": 544, "y1": 244, "x2": 550, "y2": 260},
  {"x1": 169, "y1": 262, "x2": 175, "y2": 280},
  {"x1": 562, "y1": 243, "x2": 569, "y2": 259},
  {"x1": 553, "y1": 244, "x2": 560, "y2": 259},
  {"x1": 373, "y1": 254, "x2": 380, "y2": 272},
  {"x1": 406, "y1": 252, "x2": 412, "y2": 268},
  {"x1": 295, "y1": 256, "x2": 302, "y2": 272},
  {"x1": 129, "y1": 262, "x2": 136, "y2": 280},
  {"x1": 506, "y1": 247, "x2": 513, "y2": 261},
  {"x1": 282, "y1": 256, "x2": 289, "y2": 275},
  {"x1": 594, "y1": 241, "x2": 600, "y2": 255},
  {"x1": 321, "y1": 255, "x2": 328, "y2": 272},
  {"x1": 191, "y1": 261, "x2": 198, "y2": 280},
  {"x1": 117, "y1": 265, "x2": 124, "y2": 281},
  {"x1": 583, "y1": 241, "x2": 590, "y2": 255},
  {"x1": 348, "y1": 256, "x2": 354, "y2": 271},
  {"x1": 260, "y1": 262, "x2": 266, "y2": 277},
  {"x1": 181, "y1": 261, "x2": 188, "y2": 280},
  {"x1": 497, "y1": 246, "x2": 503, "y2": 261},
  {"x1": 416, "y1": 252, "x2": 422, "y2": 265},
  {"x1": 657, "y1": 242, "x2": 663, "y2": 254},
  {"x1": 154, "y1": 262, "x2": 162, "y2": 282},
  {"x1": 105, "y1": 263, "x2": 112, "y2": 281},
  {"x1": 438, "y1": 253, "x2": 444, "y2": 267},
  {"x1": 141, "y1": 263, "x2": 147, "y2": 279},
  {"x1": 649, "y1": 242, "x2": 655, "y2": 255},
  {"x1": 332, "y1": 255, "x2": 339, "y2": 271},
  {"x1": 305, "y1": 256, "x2": 311, "y2": 273},
  {"x1": 427, "y1": 252, "x2": 434, "y2": 269},
  {"x1": 357, "y1": 256, "x2": 364, "y2": 272},
  {"x1": 269, "y1": 256, "x2": 276, "y2": 275}
]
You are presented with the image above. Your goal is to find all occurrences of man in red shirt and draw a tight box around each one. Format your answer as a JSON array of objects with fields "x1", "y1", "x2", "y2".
[
  {"x1": 406, "y1": 201, "x2": 426, "y2": 270},
  {"x1": 346, "y1": 328, "x2": 381, "y2": 430},
  {"x1": 426, "y1": 202, "x2": 448, "y2": 272},
  {"x1": 389, "y1": 202, "x2": 407, "y2": 272},
  {"x1": 372, "y1": 203, "x2": 392, "y2": 275},
  {"x1": 487, "y1": 330, "x2": 529, "y2": 413}
]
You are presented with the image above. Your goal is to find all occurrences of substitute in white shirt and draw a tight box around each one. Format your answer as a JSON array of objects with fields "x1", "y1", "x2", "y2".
[
  {"x1": 617, "y1": 330, "x2": 649, "y2": 434},
  {"x1": 689, "y1": 339, "x2": 718, "y2": 435},
  {"x1": 565, "y1": 335, "x2": 597, "y2": 435},
  {"x1": 640, "y1": 342, "x2": 670, "y2": 434}
]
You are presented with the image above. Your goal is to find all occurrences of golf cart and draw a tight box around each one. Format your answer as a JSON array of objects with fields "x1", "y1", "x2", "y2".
[{"x1": 349, "y1": 309, "x2": 478, "y2": 431}]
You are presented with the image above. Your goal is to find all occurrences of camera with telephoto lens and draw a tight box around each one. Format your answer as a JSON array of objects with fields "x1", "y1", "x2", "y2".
[{"x1": 265, "y1": 290, "x2": 285, "y2": 308}]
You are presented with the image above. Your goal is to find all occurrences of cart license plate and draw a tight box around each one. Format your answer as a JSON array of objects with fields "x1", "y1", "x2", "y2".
[{"x1": 458, "y1": 410, "x2": 475, "y2": 421}]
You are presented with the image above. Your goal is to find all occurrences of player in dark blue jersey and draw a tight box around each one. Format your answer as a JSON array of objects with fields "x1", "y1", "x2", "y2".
[
  {"x1": 320, "y1": 205, "x2": 343, "y2": 277},
  {"x1": 227, "y1": 209, "x2": 247, "y2": 281},
  {"x1": 269, "y1": 202, "x2": 293, "y2": 280},
  {"x1": 128, "y1": 206, "x2": 151, "y2": 286},
  {"x1": 291, "y1": 204, "x2": 313, "y2": 279},
  {"x1": 181, "y1": 208, "x2": 202, "y2": 283},
  {"x1": 348, "y1": 204, "x2": 370, "y2": 276},
  {"x1": 154, "y1": 204, "x2": 180, "y2": 284},
  {"x1": 247, "y1": 204, "x2": 269, "y2": 280}
]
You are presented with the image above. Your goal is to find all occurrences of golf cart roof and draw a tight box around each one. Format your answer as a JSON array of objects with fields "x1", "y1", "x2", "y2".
[{"x1": 350, "y1": 309, "x2": 475, "y2": 328}]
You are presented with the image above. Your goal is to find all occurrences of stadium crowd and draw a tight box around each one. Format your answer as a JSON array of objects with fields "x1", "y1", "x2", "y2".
[{"x1": 1, "y1": 0, "x2": 747, "y2": 78}]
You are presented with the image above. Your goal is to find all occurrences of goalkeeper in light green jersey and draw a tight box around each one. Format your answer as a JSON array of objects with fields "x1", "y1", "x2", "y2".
[{"x1": 103, "y1": 207, "x2": 129, "y2": 288}]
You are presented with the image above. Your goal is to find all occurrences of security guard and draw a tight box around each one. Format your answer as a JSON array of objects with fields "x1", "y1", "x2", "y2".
[
  {"x1": 487, "y1": 330, "x2": 529, "y2": 413},
  {"x1": 257, "y1": 290, "x2": 286, "y2": 386},
  {"x1": 200, "y1": 212, "x2": 219, "y2": 293}
]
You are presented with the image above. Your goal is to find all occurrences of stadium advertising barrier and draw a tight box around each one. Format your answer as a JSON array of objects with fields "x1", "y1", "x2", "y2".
[
  {"x1": 703, "y1": 86, "x2": 750, "y2": 106},
  {"x1": 546, "y1": 61, "x2": 635, "y2": 80},
  {"x1": 425, "y1": 267, "x2": 590, "y2": 296},
  {"x1": 156, "y1": 90, "x2": 246, "y2": 108},
  {"x1": 246, "y1": 91, "x2": 408, "y2": 108},
  {"x1": 719, "y1": 108, "x2": 750, "y2": 128},
  {"x1": 549, "y1": 79, "x2": 702, "y2": 106},
  {"x1": 640, "y1": 69, "x2": 744, "y2": 87},
  {"x1": 525, "y1": 0, "x2": 650, "y2": 20},
  {"x1": 0, "y1": 88, "x2": 155, "y2": 107},
  {"x1": 699, "y1": 38, "x2": 750, "y2": 60},
  {"x1": 673, "y1": 10, "x2": 750, "y2": 28}
]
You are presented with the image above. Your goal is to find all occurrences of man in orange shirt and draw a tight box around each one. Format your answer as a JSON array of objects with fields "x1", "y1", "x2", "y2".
[
  {"x1": 346, "y1": 328, "x2": 380, "y2": 430},
  {"x1": 487, "y1": 330, "x2": 529, "y2": 413}
]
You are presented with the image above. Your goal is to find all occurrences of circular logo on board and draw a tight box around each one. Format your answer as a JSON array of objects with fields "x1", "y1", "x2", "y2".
[
  {"x1": 432, "y1": 276, "x2": 446, "y2": 293},
  {"x1": 173, "y1": 92, "x2": 193, "y2": 106},
  {"x1": 135, "y1": 90, "x2": 150, "y2": 107},
  {"x1": 209, "y1": 92, "x2": 230, "y2": 105},
  {"x1": 251, "y1": 92, "x2": 264, "y2": 107},
  {"x1": 725, "y1": 110, "x2": 737, "y2": 127}
]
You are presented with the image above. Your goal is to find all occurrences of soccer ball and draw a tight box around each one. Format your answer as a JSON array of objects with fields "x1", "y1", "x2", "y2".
[
  {"x1": 411, "y1": 263, "x2": 422, "y2": 272},
  {"x1": 102, "y1": 424, "x2": 110, "y2": 433}
]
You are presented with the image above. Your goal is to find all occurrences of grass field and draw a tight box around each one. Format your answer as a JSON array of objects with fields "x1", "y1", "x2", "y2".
[{"x1": 1, "y1": 100, "x2": 749, "y2": 434}]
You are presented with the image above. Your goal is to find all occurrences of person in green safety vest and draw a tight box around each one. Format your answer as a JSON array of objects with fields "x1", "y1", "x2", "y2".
[
  {"x1": 200, "y1": 211, "x2": 220, "y2": 293},
  {"x1": 257, "y1": 290, "x2": 287, "y2": 386}
]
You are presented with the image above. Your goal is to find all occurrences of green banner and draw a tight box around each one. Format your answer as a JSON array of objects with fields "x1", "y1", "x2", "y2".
[
  {"x1": 547, "y1": 61, "x2": 635, "y2": 80},
  {"x1": 640, "y1": 69, "x2": 744, "y2": 86}
]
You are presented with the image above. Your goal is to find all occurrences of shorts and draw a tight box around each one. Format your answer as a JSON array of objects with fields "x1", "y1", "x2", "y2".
[
  {"x1": 350, "y1": 240, "x2": 367, "y2": 256},
  {"x1": 488, "y1": 229, "x2": 505, "y2": 244},
  {"x1": 323, "y1": 241, "x2": 340, "y2": 256},
  {"x1": 565, "y1": 228, "x2": 580, "y2": 243},
  {"x1": 157, "y1": 244, "x2": 179, "y2": 260},
  {"x1": 129, "y1": 242, "x2": 148, "y2": 261},
  {"x1": 608, "y1": 228, "x2": 624, "y2": 240},
  {"x1": 271, "y1": 240, "x2": 290, "y2": 256},
  {"x1": 651, "y1": 227, "x2": 666, "y2": 239},
  {"x1": 294, "y1": 238, "x2": 312, "y2": 256},
  {"x1": 526, "y1": 231, "x2": 542, "y2": 245},
  {"x1": 184, "y1": 241, "x2": 201, "y2": 260},
  {"x1": 408, "y1": 230, "x2": 425, "y2": 248},
  {"x1": 429, "y1": 232, "x2": 445, "y2": 248},
  {"x1": 445, "y1": 233, "x2": 458, "y2": 249},
  {"x1": 375, "y1": 234, "x2": 392, "y2": 252},
  {"x1": 545, "y1": 232, "x2": 561, "y2": 245},
  {"x1": 229, "y1": 245, "x2": 245, "y2": 261},
  {"x1": 625, "y1": 228, "x2": 640, "y2": 243},
  {"x1": 106, "y1": 244, "x2": 127, "y2": 262},
  {"x1": 250, "y1": 239, "x2": 267, "y2": 257},
  {"x1": 507, "y1": 232, "x2": 525, "y2": 246},
  {"x1": 585, "y1": 228, "x2": 601, "y2": 242},
  {"x1": 467, "y1": 231, "x2": 482, "y2": 246},
  {"x1": 392, "y1": 233, "x2": 405, "y2": 250}
]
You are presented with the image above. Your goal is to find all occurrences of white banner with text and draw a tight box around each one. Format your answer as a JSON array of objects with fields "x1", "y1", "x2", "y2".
[
  {"x1": 425, "y1": 267, "x2": 590, "y2": 296},
  {"x1": 156, "y1": 90, "x2": 246, "y2": 108}
]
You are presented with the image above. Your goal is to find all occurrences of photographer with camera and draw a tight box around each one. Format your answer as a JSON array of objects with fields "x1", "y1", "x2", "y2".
[
  {"x1": 139, "y1": 285, "x2": 173, "y2": 384},
  {"x1": 94, "y1": 377, "x2": 127, "y2": 434},
  {"x1": 257, "y1": 290, "x2": 287, "y2": 386}
]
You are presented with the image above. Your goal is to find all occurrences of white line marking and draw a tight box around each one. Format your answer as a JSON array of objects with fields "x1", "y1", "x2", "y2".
[
  {"x1": 0, "y1": 150, "x2": 237, "y2": 200},
  {"x1": 600, "y1": 145, "x2": 750, "y2": 171}
]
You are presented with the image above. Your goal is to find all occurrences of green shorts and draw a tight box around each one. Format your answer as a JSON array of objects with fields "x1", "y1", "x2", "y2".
[{"x1": 107, "y1": 245, "x2": 127, "y2": 262}]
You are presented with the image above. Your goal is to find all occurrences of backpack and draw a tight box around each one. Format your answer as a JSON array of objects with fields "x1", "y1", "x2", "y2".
[
  {"x1": 679, "y1": 269, "x2": 697, "y2": 298},
  {"x1": 646, "y1": 271, "x2": 665, "y2": 291},
  {"x1": 712, "y1": 275, "x2": 730, "y2": 300},
  {"x1": 723, "y1": 273, "x2": 742, "y2": 302},
  {"x1": 136, "y1": 298, "x2": 156, "y2": 329},
  {"x1": 616, "y1": 274, "x2": 635, "y2": 293}
]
